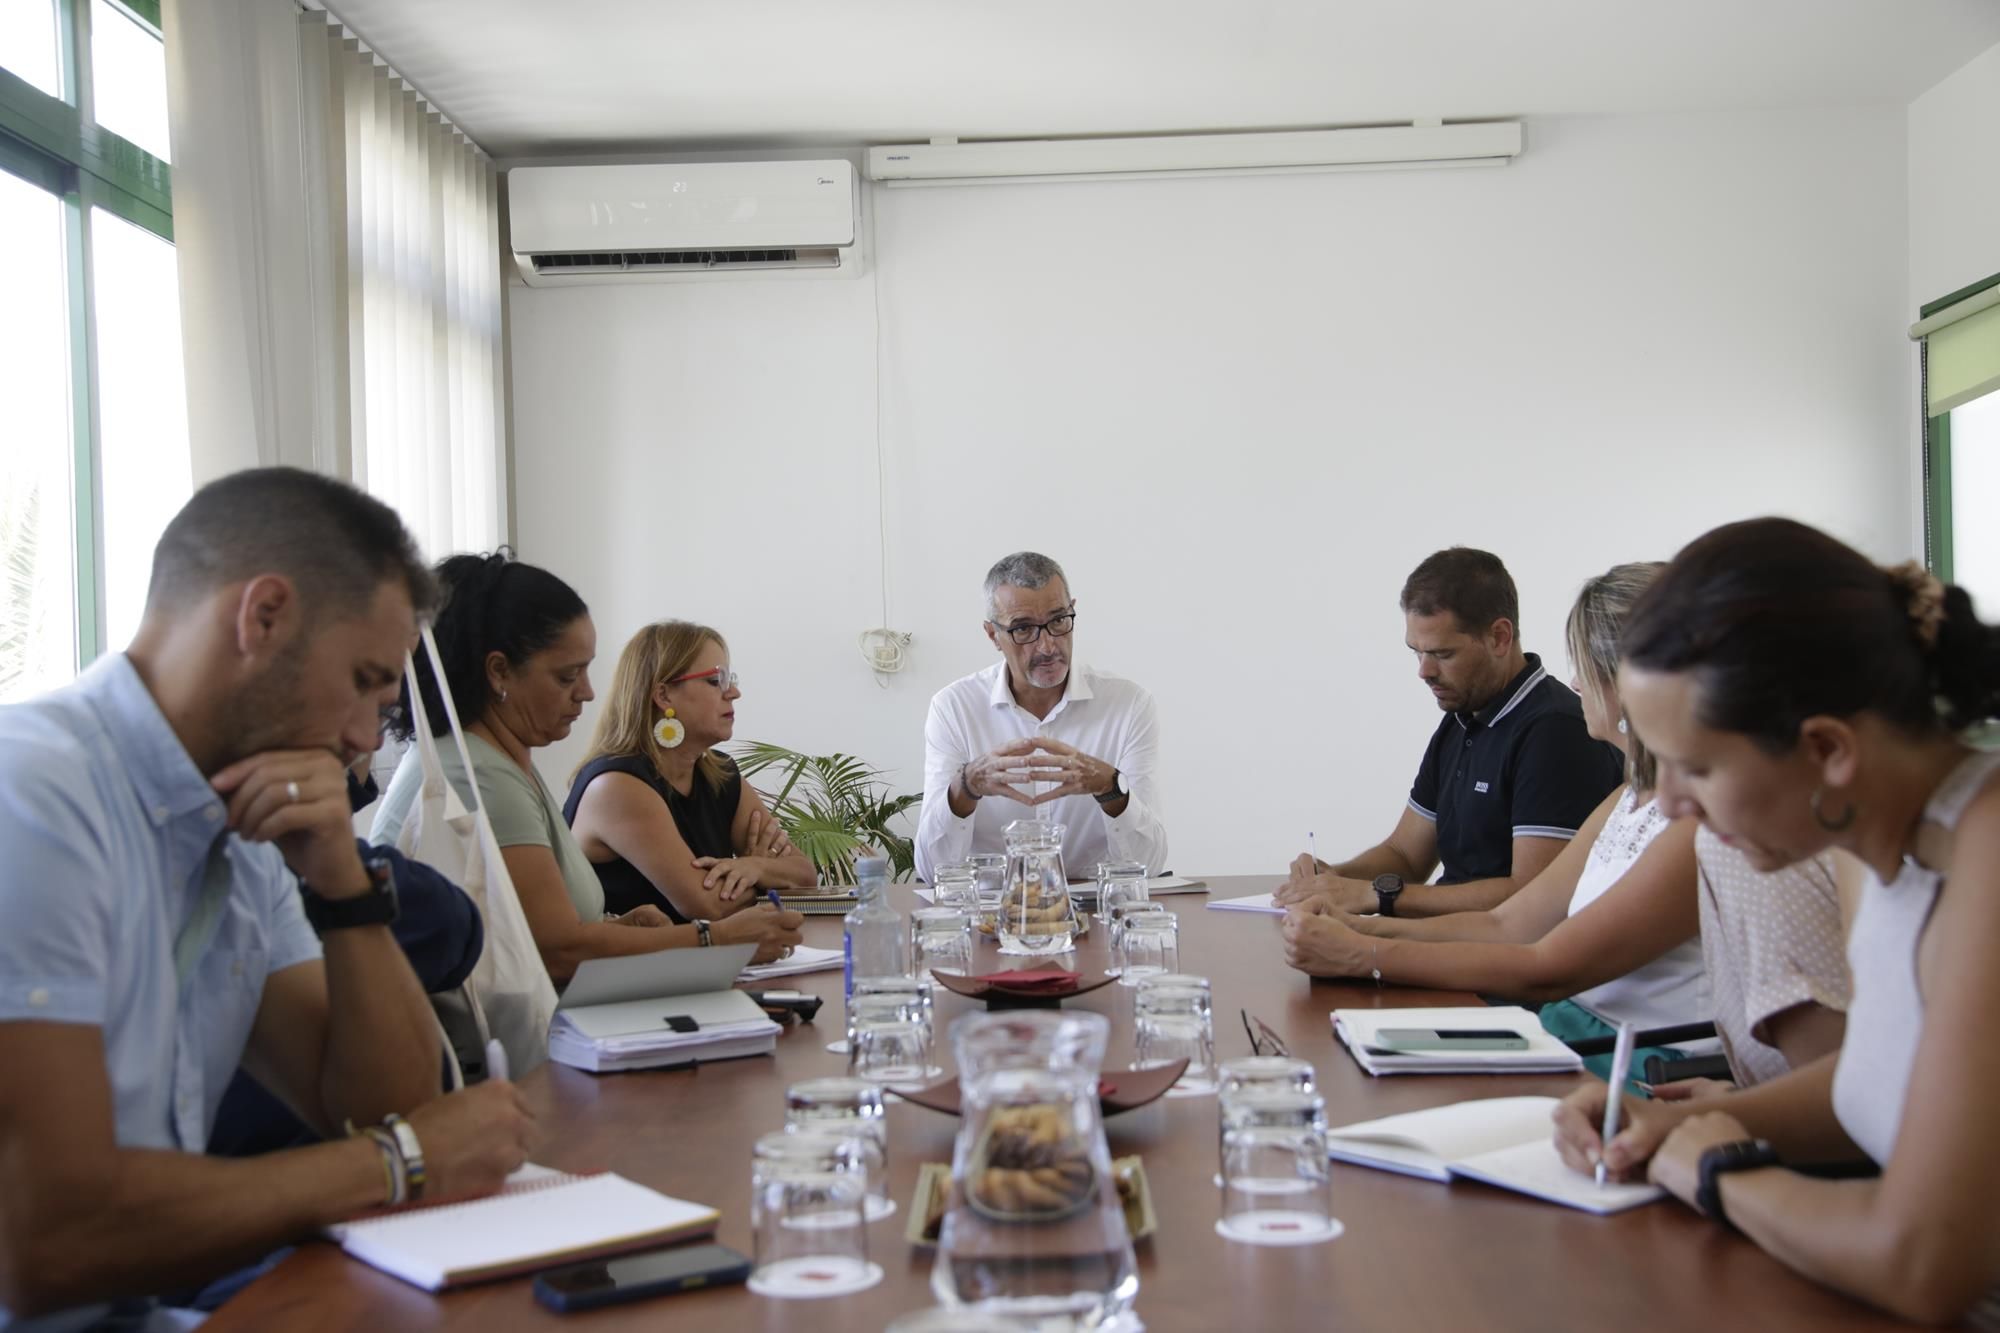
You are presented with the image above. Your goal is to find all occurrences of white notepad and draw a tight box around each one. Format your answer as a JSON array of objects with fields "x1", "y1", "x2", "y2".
[
  {"x1": 326, "y1": 1166, "x2": 720, "y2": 1290},
  {"x1": 1326, "y1": 1096, "x2": 1663, "y2": 1215},
  {"x1": 740, "y1": 944, "x2": 845, "y2": 980},
  {"x1": 1332, "y1": 1006, "x2": 1586, "y2": 1076},
  {"x1": 1205, "y1": 892, "x2": 1284, "y2": 915}
]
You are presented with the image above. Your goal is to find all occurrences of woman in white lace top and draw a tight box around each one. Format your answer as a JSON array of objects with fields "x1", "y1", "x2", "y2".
[{"x1": 1552, "y1": 517, "x2": 2000, "y2": 1326}]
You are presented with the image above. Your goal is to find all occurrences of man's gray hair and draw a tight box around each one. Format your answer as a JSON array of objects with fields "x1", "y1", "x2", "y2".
[{"x1": 984, "y1": 551, "x2": 1069, "y2": 620}]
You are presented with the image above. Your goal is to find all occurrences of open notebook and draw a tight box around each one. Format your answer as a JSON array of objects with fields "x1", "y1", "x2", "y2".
[
  {"x1": 326, "y1": 1165, "x2": 719, "y2": 1290},
  {"x1": 1327, "y1": 1096, "x2": 1664, "y2": 1215}
]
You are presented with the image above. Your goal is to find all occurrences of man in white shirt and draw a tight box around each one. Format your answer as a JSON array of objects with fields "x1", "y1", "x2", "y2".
[{"x1": 915, "y1": 552, "x2": 1167, "y2": 882}]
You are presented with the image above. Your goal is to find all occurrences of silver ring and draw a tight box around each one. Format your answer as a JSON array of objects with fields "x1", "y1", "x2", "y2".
[{"x1": 285, "y1": 780, "x2": 301, "y2": 804}]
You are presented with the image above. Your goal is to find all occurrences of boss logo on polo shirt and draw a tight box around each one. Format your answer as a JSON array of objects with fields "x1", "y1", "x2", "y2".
[{"x1": 1474, "y1": 781, "x2": 1490, "y2": 793}]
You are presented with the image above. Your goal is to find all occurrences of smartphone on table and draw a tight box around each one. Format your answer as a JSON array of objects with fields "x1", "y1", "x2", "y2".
[
  {"x1": 1372, "y1": 1027, "x2": 1530, "y2": 1052},
  {"x1": 533, "y1": 1243, "x2": 752, "y2": 1312}
]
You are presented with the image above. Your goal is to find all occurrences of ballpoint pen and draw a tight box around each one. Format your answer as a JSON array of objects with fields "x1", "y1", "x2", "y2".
[
  {"x1": 1597, "y1": 1021, "x2": 1637, "y2": 1187},
  {"x1": 485, "y1": 1037, "x2": 510, "y2": 1083}
]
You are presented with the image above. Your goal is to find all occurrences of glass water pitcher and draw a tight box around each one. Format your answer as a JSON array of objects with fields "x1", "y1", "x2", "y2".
[
  {"x1": 999, "y1": 818, "x2": 1075, "y2": 955},
  {"x1": 931, "y1": 1010, "x2": 1139, "y2": 1327}
]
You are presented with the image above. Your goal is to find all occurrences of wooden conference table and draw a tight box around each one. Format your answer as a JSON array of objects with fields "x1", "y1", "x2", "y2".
[{"x1": 209, "y1": 877, "x2": 1926, "y2": 1331}]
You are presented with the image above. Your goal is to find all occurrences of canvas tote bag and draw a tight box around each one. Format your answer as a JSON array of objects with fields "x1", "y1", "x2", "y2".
[{"x1": 396, "y1": 625, "x2": 558, "y2": 1077}]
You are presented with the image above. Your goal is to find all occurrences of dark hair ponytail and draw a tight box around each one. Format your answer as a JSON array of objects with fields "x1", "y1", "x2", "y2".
[
  {"x1": 393, "y1": 549, "x2": 588, "y2": 740},
  {"x1": 1928, "y1": 582, "x2": 2000, "y2": 731},
  {"x1": 1621, "y1": 517, "x2": 2000, "y2": 750}
]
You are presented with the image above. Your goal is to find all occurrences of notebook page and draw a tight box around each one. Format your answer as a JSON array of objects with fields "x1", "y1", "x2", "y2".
[
  {"x1": 332, "y1": 1172, "x2": 717, "y2": 1289},
  {"x1": 1327, "y1": 1096, "x2": 1562, "y2": 1173},
  {"x1": 1447, "y1": 1138, "x2": 1664, "y2": 1215}
]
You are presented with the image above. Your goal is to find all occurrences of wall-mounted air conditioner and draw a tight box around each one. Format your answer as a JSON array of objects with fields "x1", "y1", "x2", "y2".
[{"x1": 507, "y1": 160, "x2": 857, "y2": 286}]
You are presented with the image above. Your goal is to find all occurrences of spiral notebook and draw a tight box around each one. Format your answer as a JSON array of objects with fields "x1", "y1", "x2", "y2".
[{"x1": 325, "y1": 1165, "x2": 719, "y2": 1290}]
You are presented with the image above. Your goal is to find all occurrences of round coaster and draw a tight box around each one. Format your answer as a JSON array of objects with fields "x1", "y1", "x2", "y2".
[
  {"x1": 864, "y1": 1194, "x2": 898, "y2": 1222},
  {"x1": 1215, "y1": 1213, "x2": 1344, "y2": 1247},
  {"x1": 748, "y1": 1257, "x2": 885, "y2": 1299}
]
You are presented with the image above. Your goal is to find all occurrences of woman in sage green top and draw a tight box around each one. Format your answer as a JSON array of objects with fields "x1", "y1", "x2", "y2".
[{"x1": 375, "y1": 552, "x2": 802, "y2": 986}]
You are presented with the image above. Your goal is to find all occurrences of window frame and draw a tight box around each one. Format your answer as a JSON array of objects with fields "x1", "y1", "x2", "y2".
[{"x1": 0, "y1": 0, "x2": 172, "y2": 671}]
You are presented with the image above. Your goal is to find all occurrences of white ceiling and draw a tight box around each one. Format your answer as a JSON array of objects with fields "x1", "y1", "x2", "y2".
[{"x1": 322, "y1": 0, "x2": 2000, "y2": 159}]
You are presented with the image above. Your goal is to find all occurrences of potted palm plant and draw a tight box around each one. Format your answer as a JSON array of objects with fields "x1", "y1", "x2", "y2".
[{"x1": 732, "y1": 741, "x2": 922, "y2": 882}]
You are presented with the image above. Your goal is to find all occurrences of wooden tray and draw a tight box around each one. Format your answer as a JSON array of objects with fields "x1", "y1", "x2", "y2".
[
  {"x1": 932, "y1": 967, "x2": 1116, "y2": 1007},
  {"x1": 889, "y1": 1060, "x2": 1190, "y2": 1117},
  {"x1": 907, "y1": 1157, "x2": 1158, "y2": 1247}
]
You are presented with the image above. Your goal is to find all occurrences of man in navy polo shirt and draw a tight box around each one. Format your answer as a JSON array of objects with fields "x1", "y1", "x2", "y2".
[{"x1": 1278, "y1": 547, "x2": 1624, "y2": 919}]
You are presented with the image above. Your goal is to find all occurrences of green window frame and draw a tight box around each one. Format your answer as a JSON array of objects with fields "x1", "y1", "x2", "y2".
[
  {"x1": 1, "y1": 0, "x2": 171, "y2": 669},
  {"x1": 1920, "y1": 270, "x2": 2000, "y2": 583}
]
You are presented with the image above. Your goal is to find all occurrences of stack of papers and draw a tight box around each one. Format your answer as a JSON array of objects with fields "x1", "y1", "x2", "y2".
[
  {"x1": 1326, "y1": 1096, "x2": 1662, "y2": 1215},
  {"x1": 327, "y1": 1164, "x2": 721, "y2": 1289},
  {"x1": 740, "y1": 944, "x2": 845, "y2": 980},
  {"x1": 1332, "y1": 1007, "x2": 1586, "y2": 1076},
  {"x1": 547, "y1": 944, "x2": 781, "y2": 1073}
]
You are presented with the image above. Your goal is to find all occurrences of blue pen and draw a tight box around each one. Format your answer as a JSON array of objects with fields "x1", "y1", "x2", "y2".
[{"x1": 767, "y1": 889, "x2": 783, "y2": 912}]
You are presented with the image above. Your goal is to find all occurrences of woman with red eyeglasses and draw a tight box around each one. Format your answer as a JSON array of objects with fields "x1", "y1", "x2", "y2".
[{"x1": 566, "y1": 620, "x2": 819, "y2": 928}]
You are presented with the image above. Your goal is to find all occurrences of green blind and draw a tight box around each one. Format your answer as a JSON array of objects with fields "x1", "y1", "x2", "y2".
[{"x1": 1928, "y1": 299, "x2": 2000, "y2": 418}]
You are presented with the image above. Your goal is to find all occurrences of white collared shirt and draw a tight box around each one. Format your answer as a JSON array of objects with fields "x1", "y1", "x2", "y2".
[{"x1": 915, "y1": 660, "x2": 1167, "y2": 881}]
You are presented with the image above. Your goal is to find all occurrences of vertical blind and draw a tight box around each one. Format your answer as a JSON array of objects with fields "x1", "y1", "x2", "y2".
[{"x1": 306, "y1": 15, "x2": 505, "y2": 562}]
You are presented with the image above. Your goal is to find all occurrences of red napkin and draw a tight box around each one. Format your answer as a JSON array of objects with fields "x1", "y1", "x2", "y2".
[{"x1": 985, "y1": 968, "x2": 1081, "y2": 994}]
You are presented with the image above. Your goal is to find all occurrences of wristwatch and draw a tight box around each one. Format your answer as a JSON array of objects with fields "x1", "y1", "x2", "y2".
[
  {"x1": 302, "y1": 855, "x2": 399, "y2": 933},
  {"x1": 1695, "y1": 1137, "x2": 1781, "y2": 1230},
  {"x1": 694, "y1": 919, "x2": 713, "y2": 947},
  {"x1": 1372, "y1": 873, "x2": 1404, "y2": 917},
  {"x1": 1093, "y1": 768, "x2": 1126, "y2": 806},
  {"x1": 958, "y1": 761, "x2": 980, "y2": 804}
]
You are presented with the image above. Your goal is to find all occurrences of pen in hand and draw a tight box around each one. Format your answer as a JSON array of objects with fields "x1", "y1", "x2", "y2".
[
  {"x1": 767, "y1": 889, "x2": 783, "y2": 912},
  {"x1": 485, "y1": 1037, "x2": 511, "y2": 1084},
  {"x1": 1596, "y1": 1021, "x2": 1636, "y2": 1187}
]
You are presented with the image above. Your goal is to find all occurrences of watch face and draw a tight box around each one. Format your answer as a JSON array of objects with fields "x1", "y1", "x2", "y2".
[{"x1": 1372, "y1": 874, "x2": 1402, "y2": 894}]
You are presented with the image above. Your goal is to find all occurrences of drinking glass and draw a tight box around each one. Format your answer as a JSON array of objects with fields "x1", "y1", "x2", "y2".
[
  {"x1": 1095, "y1": 860, "x2": 1149, "y2": 925},
  {"x1": 1114, "y1": 911, "x2": 1178, "y2": 986},
  {"x1": 931, "y1": 864, "x2": 979, "y2": 915},
  {"x1": 848, "y1": 993, "x2": 935, "y2": 1086},
  {"x1": 1216, "y1": 1088, "x2": 1338, "y2": 1246},
  {"x1": 911, "y1": 906, "x2": 974, "y2": 981},
  {"x1": 1216, "y1": 1056, "x2": 1317, "y2": 1186},
  {"x1": 748, "y1": 1130, "x2": 882, "y2": 1297},
  {"x1": 966, "y1": 852, "x2": 1007, "y2": 934},
  {"x1": 1134, "y1": 974, "x2": 1217, "y2": 1096},
  {"x1": 786, "y1": 1077, "x2": 894, "y2": 1222}
]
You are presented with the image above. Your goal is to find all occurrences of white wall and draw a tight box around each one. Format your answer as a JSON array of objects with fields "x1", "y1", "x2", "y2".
[
  {"x1": 510, "y1": 106, "x2": 1912, "y2": 876},
  {"x1": 1909, "y1": 41, "x2": 2000, "y2": 308}
]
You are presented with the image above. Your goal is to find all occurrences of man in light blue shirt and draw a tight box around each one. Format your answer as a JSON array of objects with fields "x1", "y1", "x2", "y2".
[{"x1": 0, "y1": 469, "x2": 536, "y2": 1330}]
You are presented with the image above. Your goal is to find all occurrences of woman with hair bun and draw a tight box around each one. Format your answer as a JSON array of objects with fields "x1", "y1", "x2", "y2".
[
  {"x1": 1552, "y1": 517, "x2": 2000, "y2": 1325},
  {"x1": 372, "y1": 553, "x2": 801, "y2": 984}
]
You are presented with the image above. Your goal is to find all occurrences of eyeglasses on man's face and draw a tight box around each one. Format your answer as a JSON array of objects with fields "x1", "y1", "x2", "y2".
[
  {"x1": 990, "y1": 606, "x2": 1078, "y2": 646},
  {"x1": 668, "y1": 667, "x2": 739, "y2": 691}
]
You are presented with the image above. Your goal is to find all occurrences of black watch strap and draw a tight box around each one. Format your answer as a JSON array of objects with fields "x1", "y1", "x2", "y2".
[
  {"x1": 1093, "y1": 769, "x2": 1125, "y2": 806},
  {"x1": 1373, "y1": 873, "x2": 1404, "y2": 917},
  {"x1": 302, "y1": 858, "x2": 399, "y2": 933},
  {"x1": 1695, "y1": 1138, "x2": 1780, "y2": 1230}
]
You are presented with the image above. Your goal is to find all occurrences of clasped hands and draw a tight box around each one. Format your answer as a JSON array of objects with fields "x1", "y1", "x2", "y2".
[
  {"x1": 692, "y1": 807, "x2": 797, "y2": 900},
  {"x1": 962, "y1": 736, "x2": 1117, "y2": 806}
]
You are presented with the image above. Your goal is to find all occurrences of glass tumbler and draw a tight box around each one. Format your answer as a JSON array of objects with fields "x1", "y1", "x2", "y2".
[
  {"x1": 786, "y1": 1076, "x2": 893, "y2": 1222},
  {"x1": 748, "y1": 1130, "x2": 881, "y2": 1297},
  {"x1": 911, "y1": 906, "x2": 974, "y2": 982},
  {"x1": 1216, "y1": 1088, "x2": 1338, "y2": 1246},
  {"x1": 1134, "y1": 974, "x2": 1217, "y2": 1096},
  {"x1": 1115, "y1": 910, "x2": 1179, "y2": 986}
]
